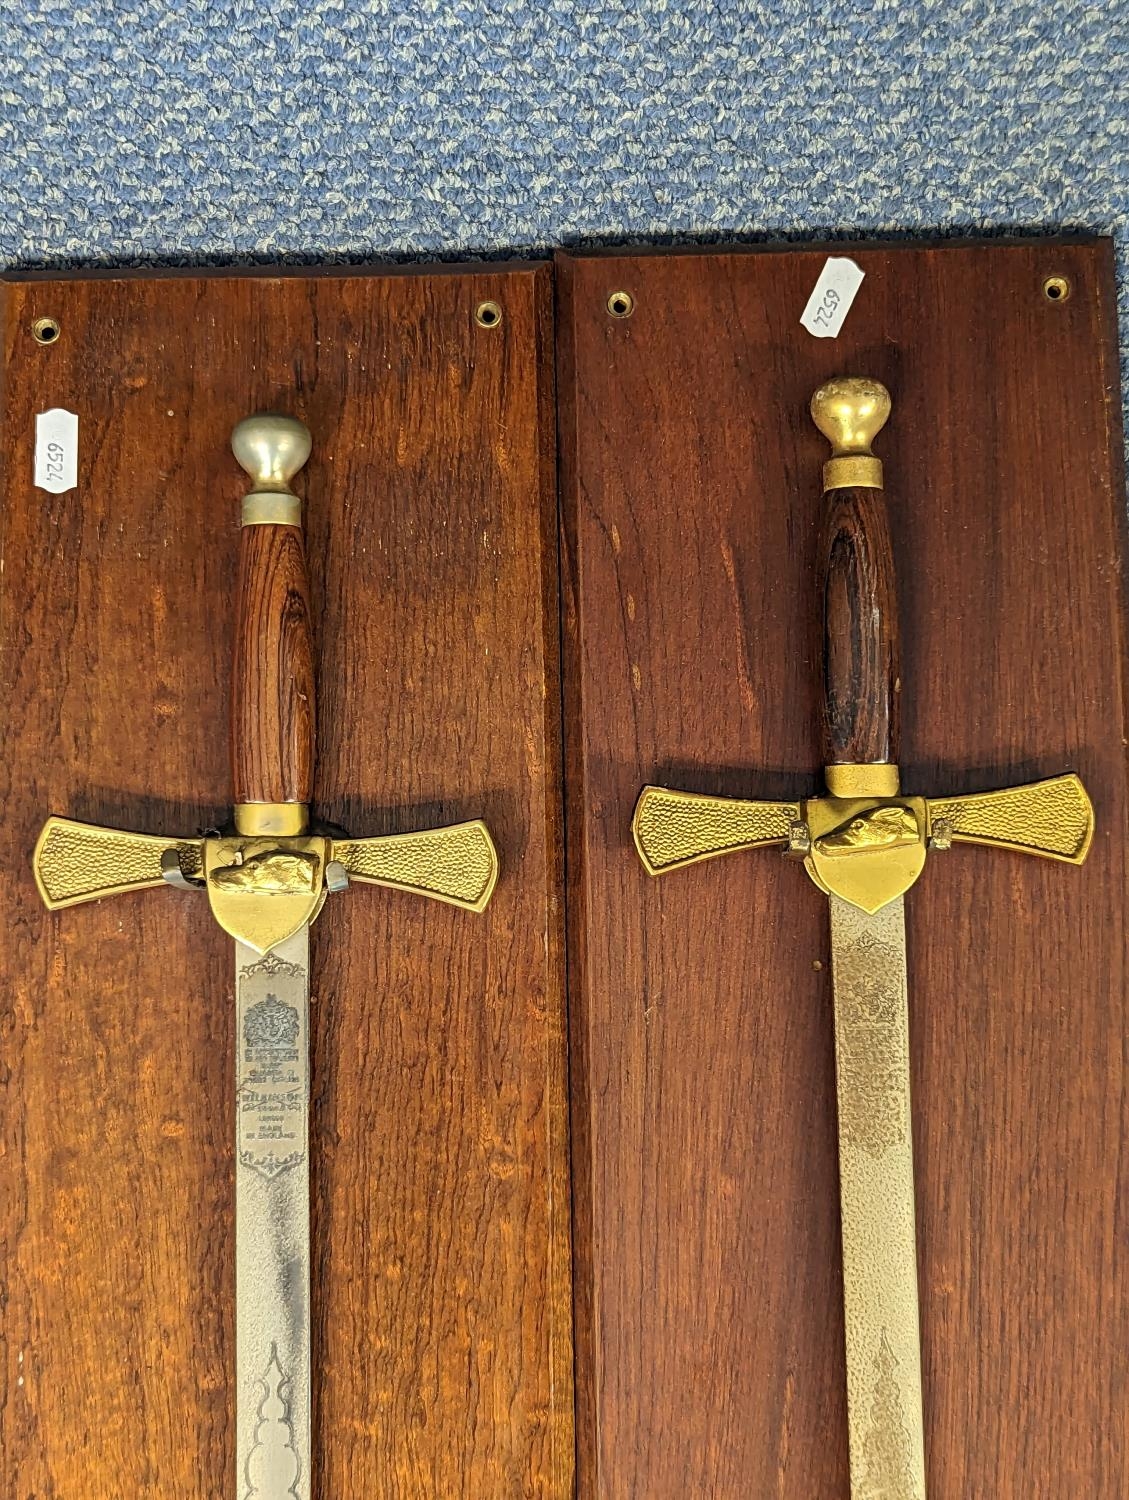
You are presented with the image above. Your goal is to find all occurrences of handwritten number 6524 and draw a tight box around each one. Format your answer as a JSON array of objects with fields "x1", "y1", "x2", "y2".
[{"x1": 43, "y1": 439, "x2": 66, "y2": 481}]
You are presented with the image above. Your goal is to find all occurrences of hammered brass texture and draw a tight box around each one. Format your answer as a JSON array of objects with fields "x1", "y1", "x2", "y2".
[
  {"x1": 830, "y1": 894, "x2": 926, "y2": 1500},
  {"x1": 631, "y1": 786, "x2": 798, "y2": 875},
  {"x1": 332, "y1": 819, "x2": 499, "y2": 912},
  {"x1": 927, "y1": 773, "x2": 1093, "y2": 862},
  {"x1": 33, "y1": 816, "x2": 203, "y2": 908}
]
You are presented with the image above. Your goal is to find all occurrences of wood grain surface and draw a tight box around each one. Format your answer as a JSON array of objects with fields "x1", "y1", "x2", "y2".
[
  {"x1": 232, "y1": 521, "x2": 316, "y2": 808},
  {"x1": 0, "y1": 264, "x2": 572, "y2": 1498},
  {"x1": 557, "y1": 239, "x2": 1127, "y2": 1497},
  {"x1": 821, "y1": 483, "x2": 901, "y2": 767}
]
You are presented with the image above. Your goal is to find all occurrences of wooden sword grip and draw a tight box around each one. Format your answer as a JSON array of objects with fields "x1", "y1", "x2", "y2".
[
  {"x1": 230, "y1": 414, "x2": 315, "y2": 828},
  {"x1": 812, "y1": 378, "x2": 900, "y2": 772}
]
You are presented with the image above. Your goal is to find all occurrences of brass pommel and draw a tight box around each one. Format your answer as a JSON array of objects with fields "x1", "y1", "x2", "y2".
[
  {"x1": 810, "y1": 376, "x2": 890, "y2": 491},
  {"x1": 232, "y1": 412, "x2": 312, "y2": 526}
]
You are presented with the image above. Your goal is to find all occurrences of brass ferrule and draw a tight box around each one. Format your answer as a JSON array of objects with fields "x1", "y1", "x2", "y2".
[
  {"x1": 823, "y1": 454, "x2": 883, "y2": 491},
  {"x1": 241, "y1": 492, "x2": 303, "y2": 527},
  {"x1": 824, "y1": 763, "x2": 901, "y2": 799},
  {"x1": 233, "y1": 801, "x2": 310, "y2": 836}
]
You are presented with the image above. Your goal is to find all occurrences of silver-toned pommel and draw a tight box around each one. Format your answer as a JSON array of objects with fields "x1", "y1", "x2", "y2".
[
  {"x1": 232, "y1": 413, "x2": 311, "y2": 526},
  {"x1": 232, "y1": 413, "x2": 311, "y2": 492}
]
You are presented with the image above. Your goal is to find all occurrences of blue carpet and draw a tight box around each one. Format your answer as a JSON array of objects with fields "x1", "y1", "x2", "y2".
[{"x1": 1, "y1": 1, "x2": 1126, "y2": 359}]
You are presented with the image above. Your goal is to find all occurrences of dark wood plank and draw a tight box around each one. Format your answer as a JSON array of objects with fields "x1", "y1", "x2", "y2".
[
  {"x1": 557, "y1": 239, "x2": 1127, "y2": 1497},
  {"x1": 0, "y1": 264, "x2": 572, "y2": 1498}
]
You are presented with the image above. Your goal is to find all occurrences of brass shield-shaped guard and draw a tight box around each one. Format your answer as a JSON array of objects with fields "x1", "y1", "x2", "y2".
[
  {"x1": 204, "y1": 835, "x2": 329, "y2": 954},
  {"x1": 804, "y1": 796, "x2": 929, "y2": 914}
]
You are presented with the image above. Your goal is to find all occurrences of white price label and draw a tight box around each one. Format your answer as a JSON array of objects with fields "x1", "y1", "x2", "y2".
[
  {"x1": 34, "y1": 408, "x2": 78, "y2": 494},
  {"x1": 800, "y1": 257, "x2": 865, "y2": 339}
]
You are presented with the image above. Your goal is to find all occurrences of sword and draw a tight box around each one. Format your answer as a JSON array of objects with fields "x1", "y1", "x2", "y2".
[
  {"x1": 631, "y1": 378, "x2": 1094, "y2": 1499},
  {"x1": 32, "y1": 414, "x2": 499, "y2": 1499}
]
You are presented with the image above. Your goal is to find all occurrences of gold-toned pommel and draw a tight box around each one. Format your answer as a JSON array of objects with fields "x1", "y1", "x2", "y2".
[
  {"x1": 810, "y1": 376, "x2": 890, "y2": 490},
  {"x1": 232, "y1": 412, "x2": 311, "y2": 526}
]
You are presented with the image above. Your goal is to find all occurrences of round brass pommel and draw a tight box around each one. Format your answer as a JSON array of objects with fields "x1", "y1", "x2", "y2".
[
  {"x1": 810, "y1": 376, "x2": 890, "y2": 490},
  {"x1": 232, "y1": 413, "x2": 312, "y2": 525}
]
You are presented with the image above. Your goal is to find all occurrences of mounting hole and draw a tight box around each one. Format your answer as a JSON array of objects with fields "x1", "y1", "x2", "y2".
[
  {"x1": 475, "y1": 300, "x2": 502, "y2": 329},
  {"x1": 32, "y1": 316, "x2": 60, "y2": 345},
  {"x1": 1043, "y1": 275, "x2": 1071, "y2": 303},
  {"x1": 607, "y1": 290, "x2": 635, "y2": 319}
]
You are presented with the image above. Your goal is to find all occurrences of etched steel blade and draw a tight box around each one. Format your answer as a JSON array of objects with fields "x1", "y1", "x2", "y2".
[
  {"x1": 828, "y1": 894, "x2": 927, "y2": 1500},
  {"x1": 235, "y1": 927, "x2": 311, "y2": 1500}
]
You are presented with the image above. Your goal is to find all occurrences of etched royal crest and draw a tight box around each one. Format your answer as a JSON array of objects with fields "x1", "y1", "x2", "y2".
[{"x1": 245, "y1": 994, "x2": 301, "y2": 1051}]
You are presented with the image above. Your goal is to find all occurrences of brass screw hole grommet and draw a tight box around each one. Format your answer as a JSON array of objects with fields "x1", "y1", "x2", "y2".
[
  {"x1": 1042, "y1": 275, "x2": 1071, "y2": 303},
  {"x1": 32, "y1": 317, "x2": 61, "y2": 345},
  {"x1": 475, "y1": 300, "x2": 502, "y2": 329},
  {"x1": 607, "y1": 290, "x2": 635, "y2": 319}
]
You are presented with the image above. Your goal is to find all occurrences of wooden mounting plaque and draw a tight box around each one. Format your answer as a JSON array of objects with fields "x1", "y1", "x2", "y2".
[
  {"x1": 0, "y1": 266, "x2": 572, "y2": 1497},
  {"x1": 557, "y1": 240, "x2": 1128, "y2": 1496}
]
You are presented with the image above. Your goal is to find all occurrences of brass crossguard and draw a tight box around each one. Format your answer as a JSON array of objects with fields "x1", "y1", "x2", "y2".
[
  {"x1": 633, "y1": 773, "x2": 1094, "y2": 892},
  {"x1": 34, "y1": 816, "x2": 499, "y2": 913}
]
